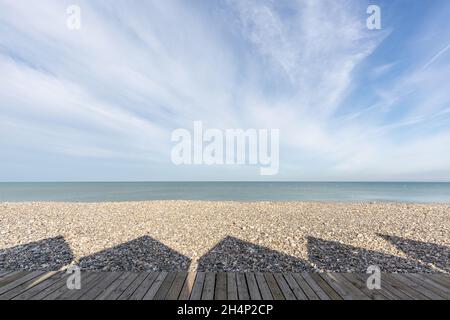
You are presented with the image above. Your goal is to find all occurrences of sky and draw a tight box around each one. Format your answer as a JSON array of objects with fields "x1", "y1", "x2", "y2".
[{"x1": 1, "y1": 0, "x2": 450, "y2": 182}]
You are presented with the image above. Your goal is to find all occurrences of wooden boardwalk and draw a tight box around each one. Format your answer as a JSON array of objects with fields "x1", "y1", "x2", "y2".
[{"x1": 0, "y1": 271, "x2": 448, "y2": 300}]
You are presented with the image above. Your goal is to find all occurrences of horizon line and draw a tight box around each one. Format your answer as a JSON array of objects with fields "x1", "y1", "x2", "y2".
[{"x1": 1, "y1": 181, "x2": 450, "y2": 184}]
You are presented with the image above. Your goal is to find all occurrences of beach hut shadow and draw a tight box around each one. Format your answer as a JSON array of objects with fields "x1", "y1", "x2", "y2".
[
  {"x1": 378, "y1": 234, "x2": 450, "y2": 272},
  {"x1": 0, "y1": 236, "x2": 73, "y2": 271},
  {"x1": 78, "y1": 236, "x2": 190, "y2": 272},
  {"x1": 307, "y1": 236, "x2": 433, "y2": 272},
  {"x1": 197, "y1": 236, "x2": 312, "y2": 272}
]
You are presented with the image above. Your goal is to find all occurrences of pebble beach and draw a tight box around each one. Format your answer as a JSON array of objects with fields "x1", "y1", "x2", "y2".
[{"x1": 0, "y1": 201, "x2": 449, "y2": 273}]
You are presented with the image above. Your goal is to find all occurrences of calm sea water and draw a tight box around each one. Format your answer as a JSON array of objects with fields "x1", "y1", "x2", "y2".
[{"x1": 0, "y1": 182, "x2": 449, "y2": 203}]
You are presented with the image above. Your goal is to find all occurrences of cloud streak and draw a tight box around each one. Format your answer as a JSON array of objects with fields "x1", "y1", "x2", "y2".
[{"x1": 0, "y1": 0, "x2": 450, "y2": 181}]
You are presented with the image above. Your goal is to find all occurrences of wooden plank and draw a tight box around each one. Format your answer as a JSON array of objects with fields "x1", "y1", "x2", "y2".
[
  {"x1": 178, "y1": 272, "x2": 197, "y2": 300},
  {"x1": 189, "y1": 272, "x2": 205, "y2": 300},
  {"x1": 118, "y1": 273, "x2": 150, "y2": 300},
  {"x1": 318, "y1": 273, "x2": 358, "y2": 300},
  {"x1": 227, "y1": 273, "x2": 238, "y2": 300},
  {"x1": 431, "y1": 274, "x2": 450, "y2": 287},
  {"x1": 406, "y1": 274, "x2": 450, "y2": 298},
  {"x1": 374, "y1": 273, "x2": 416, "y2": 300},
  {"x1": 130, "y1": 272, "x2": 159, "y2": 300},
  {"x1": 30, "y1": 273, "x2": 71, "y2": 300},
  {"x1": 12, "y1": 272, "x2": 65, "y2": 300},
  {"x1": 308, "y1": 273, "x2": 341, "y2": 300},
  {"x1": 154, "y1": 273, "x2": 177, "y2": 300},
  {"x1": 300, "y1": 273, "x2": 330, "y2": 300},
  {"x1": 42, "y1": 272, "x2": 95, "y2": 300},
  {"x1": 95, "y1": 272, "x2": 132, "y2": 300},
  {"x1": 254, "y1": 273, "x2": 273, "y2": 300},
  {"x1": 79, "y1": 272, "x2": 123, "y2": 300},
  {"x1": 0, "y1": 271, "x2": 56, "y2": 300},
  {"x1": 392, "y1": 274, "x2": 444, "y2": 300},
  {"x1": 0, "y1": 271, "x2": 45, "y2": 296},
  {"x1": 383, "y1": 274, "x2": 429, "y2": 300},
  {"x1": 214, "y1": 273, "x2": 227, "y2": 300},
  {"x1": 0, "y1": 271, "x2": 12, "y2": 278},
  {"x1": 68, "y1": 273, "x2": 109, "y2": 300},
  {"x1": 52, "y1": 272, "x2": 106, "y2": 300},
  {"x1": 165, "y1": 272, "x2": 188, "y2": 300},
  {"x1": 264, "y1": 273, "x2": 284, "y2": 300},
  {"x1": 273, "y1": 273, "x2": 296, "y2": 300},
  {"x1": 0, "y1": 271, "x2": 25, "y2": 287},
  {"x1": 245, "y1": 273, "x2": 262, "y2": 300},
  {"x1": 201, "y1": 272, "x2": 216, "y2": 300},
  {"x1": 98, "y1": 272, "x2": 139, "y2": 300},
  {"x1": 349, "y1": 273, "x2": 397, "y2": 300},
  {"x1": 429, "y1": 274, "x2": 450, "y2": 291},
  {"x1": 283, "y1": 273, "x2": 308, "y2": 300},
  {"x1": 330, "y1": 273, "x2": 371, "y2": 300},
  {"x1": 236, "y1": 273, "x2": 249, "y2": 300},
  {"x1": 143, "y1": 272, "x2": 168, "y2": 300},
  {"x1": 338, "y1": 273, "x2": 380, "y2": 300},
  {"x1": 291, "y1": 274, "x2": 319, "y2": 300}
]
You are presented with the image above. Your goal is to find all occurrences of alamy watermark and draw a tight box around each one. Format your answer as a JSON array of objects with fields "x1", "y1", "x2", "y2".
[
  {"x1": 171, "y1": 121, "x2": 280, "y2": 175},
  {"x1": 367, "y1": 5, "x2": 381, "y2": 30},
  {"x1": 66, "y1": 265, "x2": 81, "y2": 290},
  {"x1": 366, "y1": 265, "x2": 381, "y2": 290},
  {"x1": 66, "y1": 5, "x2": 81, "y2": 30}
]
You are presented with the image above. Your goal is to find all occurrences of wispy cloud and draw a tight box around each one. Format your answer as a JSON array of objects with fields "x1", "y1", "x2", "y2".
[
  {"x1": 0, "y1": 0, "x2": 449, "y2": 181},
  {"x1": 422, "y1": 44, "x2": 450, "y2": 70}
]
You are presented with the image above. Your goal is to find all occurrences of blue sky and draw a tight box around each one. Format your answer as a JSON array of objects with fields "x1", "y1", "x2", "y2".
[{"x1": 1, "y1": 0, "x2": 450, "y2": 181}]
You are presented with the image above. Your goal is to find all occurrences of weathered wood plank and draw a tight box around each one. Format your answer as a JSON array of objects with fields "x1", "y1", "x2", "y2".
[
  {"x1": 214, "y1": 273, "x2": 227, "y2": 300},
  {"x1": 0, "y1": 271, "x2": 56, "y2": 300},
  {"x1": 309, "y1": 273, "x2": 341, "y2": 300},
  {"x1": 273, "y1": 273, "x2": 296, "y2": 300},
  {"x1": 350, "y1": 273, "x2": 397, "y2": 300},
  {"x1": 0, "y1": 271, "x2": 12, "y2": 278},
  {"x1": 30, "y1": 273, "x2": 71, "y2": 300},
  {"x1": 254, "y1": 273, "x2": 273, "y2": 300},
  {"x1": 95, "y1": 272, "x2": 131, "y2": 300},
  {"x1": 291, "y1": 274, "x2": 319, "y2": 300},
  {"x1": 405, "y1": 274, "x2": 450, "y2": 299},
  {"x1": 227, "y1": 273, "x2": 238, "y2": 300},
  {"x1": 300, "y1": 273, "x2": 330, "y2": 300},
  {"x1": 100, "y1": 272, "x2": 140, "y2": 300},
  {"x1": 165, "y1": 272, "x2": 188, "y2": 300},
  {"x1": 129, "y1": 272, "x2": 159, "y2": 300},
  {"x1": 178, "y1": 272, "x2": 197, "y2": 300},
  {"x1": 431, "y1": 274, "x2": 450, "y2": 287},
  {"x1": 53, "y1": 272, "x2": 106, "y2": 300},
  {"x1": 329, "y1": 273, "x2": 371, "y2": 300},
  {"x1": 154, "y1": 272, "x2": 177, "y2": 300},
  {"x1": 264, "y1": 273, "x2": 284, "y2": 300},
  {"x1": 0, "y1": 271, "x2": 26, "y2": 288},
  {"x1": 142, "y1": 272, "x2": 168, "y2": 300},
  {"x1": 383, "y1": 274, "x2": 429, "y2": 300},
  {"x1": 283, "y1": 273, "x2": 308, "y2": 300},
  {"x1": 245, "y1": 273, "x2": 262, "y2": 300},
  {"x1": 375, "y1": 273, "x2": 416, "y2": 300},
  {"x1": 201, "y1": 272, "x2": 216, "y2": 300},
  {"x1": 236, "y1": 273, "x2": 249, "y2": 300},
  {"x1": 2, "y1": 271, "x2": 447, "y2": 300},
  {"x1": 79, "y1": 272, "x2": 123, "y2": 300},
  {"x1": 12, "y1": 272, "x2": 65, "y2": 300},
  {"x1": 0, "y1": 271, "x2": 45, "y2": 297},
  {"x1": 118, "y1": 273, "x2": 150, "y2": 300},
  {"x1": 392, "y1": 274, "x2": 444, "y2": 300},
  {"x1": 41, "y1": 272, "x2": 89, "y2": 300},
  {"x1": 189, "y1": 272, "x2": 205, "y2": 300}
]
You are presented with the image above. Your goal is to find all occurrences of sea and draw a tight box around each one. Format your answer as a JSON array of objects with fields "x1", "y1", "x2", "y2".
[{"x1": 0, "y1": 182, "x2": 449, "y2": 203}]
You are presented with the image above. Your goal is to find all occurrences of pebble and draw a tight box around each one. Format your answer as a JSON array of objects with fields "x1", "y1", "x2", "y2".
[{"x1": 0, "y1": 201, "x2": 448, "y2": 273}]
